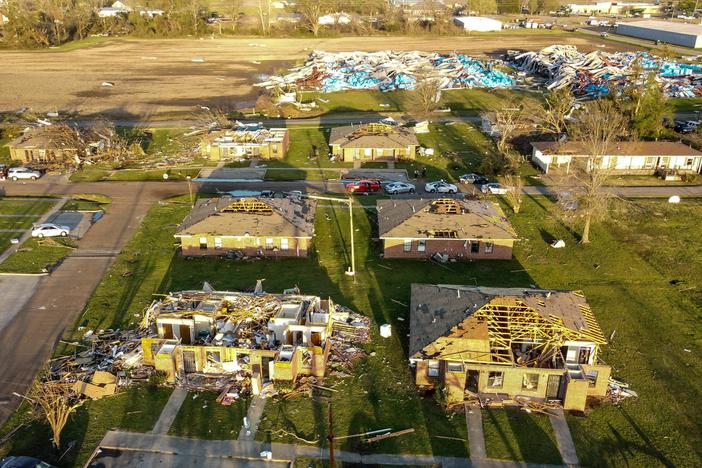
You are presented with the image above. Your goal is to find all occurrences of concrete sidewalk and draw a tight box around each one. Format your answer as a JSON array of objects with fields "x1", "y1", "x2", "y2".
[{"x1": 151, "y1": 388, "x2": 188, "y2": 434}]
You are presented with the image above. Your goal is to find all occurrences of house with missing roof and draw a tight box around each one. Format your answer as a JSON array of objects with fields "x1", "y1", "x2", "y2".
[
  {"x1": 409, "y1": 284, "x2": 612, "y2": 412},
  {"x1": 329, "y1": 123, "x2": 418, "y2": 162},
  {"x1": 377, "y1": 198, "x2": 517, "y2": 260},
  {"x1": 174, "y1": 197, "x2": 316, "y2": 257},
  {"x1": 140, "y1": 287, "x2": 334, "y2": 392},
  {"x1": 530, "y1": 141, "x2": 702, "y2": 175},
  {"x1": 201, "y1": 124, "x2": 289, "y2": 161}
]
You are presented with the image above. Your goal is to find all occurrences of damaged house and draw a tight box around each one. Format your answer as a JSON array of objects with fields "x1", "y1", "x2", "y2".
[
  {"x1": 377, "y1": 198, "x2": 517, "y2": 260},
  {"x1": 409, "y1": 284, "x2": 611, "y2": 412},
  {"x1": 200, "y1": 124, "x2": 289, "y2": 160},
  {"x1": 141, "y1": 287, "x2": 334, "y2": 392},
  {"x1": 175, "y1": 196, "x2": 316, "y2": 257},
  {"x1": 329, "y1": 123, "x2": 418, "y2": 162}
]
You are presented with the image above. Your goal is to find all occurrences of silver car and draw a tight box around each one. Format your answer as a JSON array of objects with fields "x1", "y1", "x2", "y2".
[
  {"x1": 384, "y1": 181, "x2": 416, "y2": 194},
  {"x1": 7, "y1": 167, "x2": 41, "y2": 181}
]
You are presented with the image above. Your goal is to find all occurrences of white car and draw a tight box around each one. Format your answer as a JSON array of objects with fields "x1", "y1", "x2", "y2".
[
  {"x1": 31, "y1": 223, "x2": 70, "y2": 238},
  {"x1": 384, "y1": 181, "x2": 416, "y2": 194},
  {"x1": 7, "y1": 167, "x2": 41, "y2": 181},
  {"x1": 480, "y1": 183, "x2": 510, "y2": 195},
  {"x1": 424, "y1": 180, "x2": 458, "y2": 194}
]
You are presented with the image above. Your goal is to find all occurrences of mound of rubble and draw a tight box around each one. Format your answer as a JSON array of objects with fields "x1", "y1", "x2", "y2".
[
  {"x1": 256, "y1": 50, "x2": 514, "y2": 93},
  {"x1": 509, "y1": 44, "x2": 702, "y2": 98}
]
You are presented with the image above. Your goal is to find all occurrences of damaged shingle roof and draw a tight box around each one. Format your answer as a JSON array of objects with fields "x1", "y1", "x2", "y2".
[
  {"x1": 408, "y1": 284, "x2": 602, "y2": 358},
  {"x1": 176, "y1": 197, "x2": 316, "y2": 238},
  {"x1": 377, "y1": 198, "x2": 517, "y2": 240}
]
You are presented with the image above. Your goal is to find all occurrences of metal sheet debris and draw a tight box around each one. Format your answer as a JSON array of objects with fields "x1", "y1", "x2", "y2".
[
  {"x1": 508, "y1": 45, "x2": 702, "y2": 99},
  {"x1": 256, "y1": 50, "x2": 514, "y2": 93}
]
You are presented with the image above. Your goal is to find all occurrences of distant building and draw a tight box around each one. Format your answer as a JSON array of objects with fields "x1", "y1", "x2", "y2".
[
  {"x1": 329, "y1": 122, "x2": 418, "y2": 162},
  {"x1": 453, "y1": 16, "x2": 502, "y2": 32},
  {"x1": 201, "y1": 125, "x2": 289, "y2": 160},
  {"x1": 616, "y1": 20, "x2": 702, "y2": 48},
  {"x1": 275, "y1": 13, "x2": 303, "y2": 23},
  {"x1": 530, "y1": 141, "x2": 702, "y2": 175},
  {"x1": 377, "y1": 198, "x2": 517, "y2": 260},
  {"x1": 175, "y1": 197, "x2": 316, "y2": 258},
  {"x1": 318, "y1": 13, "x2": 352, "y2": 25},
  {"x1": 98, "y1": 1, "x2": 163, "y2": 18},
  {"x1": 566, "y1": 2, "x2": 661, "y2": 15},
  {"x1": 409, "y1": 284, "x2": 612, "y2": 412}
]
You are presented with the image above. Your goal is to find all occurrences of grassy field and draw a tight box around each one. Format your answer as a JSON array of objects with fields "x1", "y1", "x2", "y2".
[
  {"x1": 1, "y1": 191, "x2": 701, "y2": 466},
  {"x1": 169, "y1": 392, "x2": 251, "y2": 439},
  {"x1": 0, "y1": 384, "x2": 172, "y2": 467},
  {"x1": 0, "y1": 136, "x2": 12, "y2": 165},
  {"x1": 0, "y1": 237, "x2": 75, "y2": 274},
  {"x1": 482, "y1": 408, "x2": 561, "y2": 464},
  {"x1": 297, "y1": 89, "x2": 541, "y2": 117},
  {"x1": 398, "y1": 122, "x2": 498, "y2": 181},
  {"x1": 264, "y1": 127, "x2": 352, "y2": 170},
  {"x1": 0, "y1": 198, "x2": 58, "y2": 252}
]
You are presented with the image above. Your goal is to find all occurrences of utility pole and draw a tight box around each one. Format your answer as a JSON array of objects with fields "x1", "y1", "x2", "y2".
[{"x1": 297, "y1": 193, "x2": 356, "y2": 277}]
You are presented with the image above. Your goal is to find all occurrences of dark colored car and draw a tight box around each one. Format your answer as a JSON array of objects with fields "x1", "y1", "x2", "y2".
[{"x1": 345, "y1": 179, "x2": 381, "y2": 194}]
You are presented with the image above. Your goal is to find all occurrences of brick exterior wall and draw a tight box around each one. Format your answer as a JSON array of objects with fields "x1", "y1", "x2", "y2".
[
  {"x1": 382, "y1": 239, "x2": 513, "y2": 260},
  {"x1": 179, "y1": 235, "x2": 310, "y2": 258}
]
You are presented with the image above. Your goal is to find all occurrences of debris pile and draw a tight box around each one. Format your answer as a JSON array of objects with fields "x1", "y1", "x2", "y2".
[
  {"x1": 509, "y1": 45, "x2": 702, "y2": 98},
  {"x1": 48, "y1": 328, "x2": 147, "y2": 399},
  {"x1": 329, "y1": 306, "x2": 371, "y2": 374},
  {"x1": 256, "y1": 50, "x2": 514, "y2": 93},
  {"x1": 607, "y1": 377, "x2": 638, "y2": 404}
]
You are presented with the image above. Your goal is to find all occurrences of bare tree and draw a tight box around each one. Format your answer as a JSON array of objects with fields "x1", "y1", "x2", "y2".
[
  {"x1": 537, "y1": 87, "x2": 575, "y2": 141},
  {"x1": 257, "y1": 0, "x2": 272, "y2": 35},
  {"x1": 223, "y1": 0, "x2": 244, "y2": 33},
  {"x1": 28, "y1": 370, "x2": 85, "y2": 448},
  {"x1": 569, "y1": 100, "x2": 627, "y2": 244},
  {"x1": 410, "y1": 75, "x2": 442, "y2": 120},
  {"x1": 193, "y1": 107, "x2": 232, "y2": 130},
  {"x1": 298, "y1": 0, "x2": 327, "y2": 37},
  {"x1": 502, "y1": 173, "x2": 523, "y2": 213}
]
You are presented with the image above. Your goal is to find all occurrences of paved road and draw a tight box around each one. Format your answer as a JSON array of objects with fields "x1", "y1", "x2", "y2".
[{"x1": 0, "y1": 180, "x2": 185, "y2": 425}]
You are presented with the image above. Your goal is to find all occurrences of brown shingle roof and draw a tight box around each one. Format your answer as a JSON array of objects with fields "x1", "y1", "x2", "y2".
[
  {"x1": 409, "y1": 284, "x2": 606, "y2": 358},
  {"x1": 329, "y1": 124, "x2": 418, "y2": 148},
  {"x1": 531, "y1": 140, "x2": 702, "y2": 157},
  {"x1": 377, "y1": 198, "x2": 517, "y2": 240},
  {"x1": 176, "y1": 197, "x2": 316, "y2": 238}
]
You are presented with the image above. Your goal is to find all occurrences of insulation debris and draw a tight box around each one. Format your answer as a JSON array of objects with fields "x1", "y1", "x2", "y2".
[
  {"x1": 508, "y1": 45, "x2": 702, "y2": 99},
  {"x1": 256, "y1": 50, "x2": 514, "y2": 93}
]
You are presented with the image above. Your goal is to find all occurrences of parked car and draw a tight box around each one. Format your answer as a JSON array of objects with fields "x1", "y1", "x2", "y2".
[
  {"x1": 458, "y1": 173, "x2": 485, "y2": 184},
  {"x1": 384, "y1": 181, "x2": 416, "y2": 194},
  {"x1": 345, "y1": 179, "x2": 381, "y2": 194},
  {"x1": 0, "y1": 456, "x2": 54, "y2": 468},
  {"x1": 0, "y1": 165, "x2": 8, "y2": 180},
  {"x1": 480, "y1": 183, "x2": 510, "y2": 195},
  {"x1": 424, "y1": 180, "x2": 458, "y2": 194},
  {"x1": 31, "y1": 223, "x2": 70, "y2": 238},
  {"x1": 674, "y1": 120, "x2": 699, "y2": 134},
  {"x1": 7, "y1": 167, "x2": 41, "y2": 181}
]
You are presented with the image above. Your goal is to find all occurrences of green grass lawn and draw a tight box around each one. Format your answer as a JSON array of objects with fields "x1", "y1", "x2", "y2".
[
  {"x1": 297, "y1": 89, "x2": 541, "y2": 117},
  {"x1": 398, "y1": 122, "x2": 498, "y2": 181},
  {"x1": 0, "y1": 198, "x2": 57, "y2": 216},
  {"x1": 68, "y1": 169, "x2": 110, "y2": 183},
  {"x1": 70, "y1": 168, "x2": 200, "y2": 183},
  {"x1": 264, "y1": 169, "x2": 341, "y2": 181},
  {"x1": 0, "y1": 384, "x2": 172, "y2": 467},
  {"x1": 0, "y1": 137, "x2": 12, "y2": 165},
  {"x1": 482, "y1": 408, "x2": 561, "y2": 464},
  {"x1": 169, "y1": 392, "x2": 251, "y2": 439},
  {"x1": 265, "y1": 127, "x2": 352, "y2": 170},
  {"x1": 0, "y1": 237, "x2": 75, "y2": 274}
]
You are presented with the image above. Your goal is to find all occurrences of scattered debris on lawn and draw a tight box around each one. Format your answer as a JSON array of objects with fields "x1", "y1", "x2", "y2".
[
  {"x1": 607, "y1": 377, "x2": 638, "y2": 404},
  {"x1": 256, "y1": 50, "x2": 514, "y2": 93}
]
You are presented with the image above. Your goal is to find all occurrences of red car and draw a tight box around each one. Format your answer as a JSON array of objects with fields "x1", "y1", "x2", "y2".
[{"x1": 345, "y1": 179, "x2": 381, "y2": 194}]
